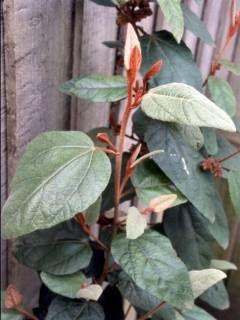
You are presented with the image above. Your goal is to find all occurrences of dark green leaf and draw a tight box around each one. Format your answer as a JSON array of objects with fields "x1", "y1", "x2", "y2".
[
  {"x1": 2, "y1": 131, "x2": 111, "y2": 238},
  {"x1": 102, "y1": 40, "x2": 124, "y2": 48},
  {"x1": 200, "y1": 282, "x2": 230, "y2": 310},
  {"x1": 156, "y1": 0, "x2": 184, "y2": 43},
  {"x1": 59, "y1": 75, "x2": 127, "y2": 102},
  {"x1": 227, "y1": 170, "x2": 240, "y2": 216},
  {"x1": 208, "y1": 76, "x2": 236, "y2": 117},
  {"x1": 182, "y1": 3, "x2": 214, "y2": 45},
  {"x1": 181, "y1": 305, "x2": 216, "y2": 320},
  {"x1": 13, "y1": 219, "x2": 92, "y2": 275},
  {"x1": 111, "y1": 230, "x2": 193, "y2": 308},
  {"x1": 202, "y1": 128, "x2": 218, "y2": 155},
  {"x1": 140, "y1": 31, "x2": 202, "y2": 91},
  {"x1": 163, "y1": 203, "x2": 214, "y2": 270},
  {"x1": 46, "y1": 297, "x2": 105, "y2": 320},
  {"x1": 131, "y1": 160, "x2": 187, "y2": 207},
  {"x1": 133, "y1": 110, "x2": 229, "y2": 249}
]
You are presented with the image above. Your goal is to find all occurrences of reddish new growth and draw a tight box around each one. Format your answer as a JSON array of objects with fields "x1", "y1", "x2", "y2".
[{"x1": 201, "y1": 158, "x2": 222, "y2": 177}]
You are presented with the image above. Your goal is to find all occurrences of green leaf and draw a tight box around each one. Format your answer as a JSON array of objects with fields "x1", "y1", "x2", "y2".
[
  {"x1": 2, "y1": 131, "x2": 111, "y2": 238},
  {"x1": 59, "y1": 75, "x2": 127, "y2": 102},
  {"x1": 208, "y1": 76, "x2": 237, "y2": 117},
  {"x1": 1, "y1": 292, "x2": 23, "y2": 320},
  {"x1": 156, "y1": 0, "x2": 184, "y2": 43},
  {"x1": 46, "y1": 297, "x2": 105, "y2": 320},
  {"x1": 111, "y1": 230, "x2": 193, "y2": 308},
  {"x1": 133, "y1": 110, "x2": 229, "y2": 248},
  {"x1": 13, "y1": 219, "x2": 92, "y2": 275},
  {"x1": 131, "y1": 160, "x2": 187, "y2": 207},
  {"x1": 219, "y1": 59, "x2": 240, "y2": 75},
  {"x1": 200, "y1": 281, "x2": 230, "y2": 310},
  {"x1": 227, "y1": 170, "x2": 240, "y2": 216},
  {"x1": 140, "y1": 31, "x2": 202, "y2": 91},
  {"x1": 126, "y1": 207, "x2": 147, "y2": 239},
  {"x1": 202, "y1": 128, "x2": 218, "y2": 155},
  {"x1": 182, "y1": 4, "x2": 214, "y2": 46},
  {"x1": 102, "y1": 40, "x2": 124, "y2": 48},
  {"x1": 163, "y1": 203, "x2": 214, "y2": 270},
  {"x1": 40, "y1": 271, "x2": 86, "y2": 299},
  {"x1": 210, "y1": 259, "x2": 237, "y2": 271},
  {"x1": 189, "y1": 269, "x2": 226, "y2": 299},
  {"x1": 178, "y1": 125, "x2": 204, "y2": 151},
  {"x1": 141, "y1": 83, "x2": 236, "y2": 132},
  {"x1": 181, "y1": 305, "x2": 216, "y2": 320},
  {"x1": 85, "y1": 197, "x2": 102, "y2": 225}
]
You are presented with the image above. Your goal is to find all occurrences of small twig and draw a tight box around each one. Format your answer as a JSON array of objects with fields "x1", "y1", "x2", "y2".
[
  {"x1": 137, "y1": 301, "x2": 166, "y2": 320},
  {"x1": 89, "y1": 233, "x2": 108, "y2": 251},
  {"x1": 15, "y1": 306, "x2": 38, "y2": 320},
  {"x1": 130, "y1": 150, "x2": 164, "y2": 168},
  {"x1": 120, "y1": 187, "x2": 135, "y2": 199},
  {"x1": 124, "y1": 304, "x2": 133, "y2": 319},
  {"x1": 219, "y1": 149, "x2": 240, "y2": 163}
]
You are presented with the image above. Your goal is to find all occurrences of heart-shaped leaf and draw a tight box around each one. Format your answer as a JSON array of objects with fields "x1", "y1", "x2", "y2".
[
  {"x1": 208, "y1": 76, "x2": 236, "y2": 117},
  {"x1": 126, "y1": 207, "x2": 147, "y2": 239},
  {"x1": 41, "y1": 272, "x2": 86, "y2": 299},
  {"x1": 141, "y1": 83, "x2": 236, "y2": 132},
  {"x1": 46, "y1": 297, "x2": 105, "y2": 320},
  {"x1": 13, "y1": 219, "x2": 92, "y2": 275},
  {"x1": 156, "y1": 0, "x2": 184, "y2": 43},
  {"x1": 190, "y1": 269, "x2": 226, "y2": 299},
  {"x1": 111, "y1": 230, "x2": 193, "y2": 308},
  {"x1": 2, "y1": 131, "x2": 111, "y2": 238},
  {"x1": 59, "y1": 75, "x2": 127, "y2": 102},
  {"x1": 140, "y1": 31, "x2": 202, "y2": 91}
]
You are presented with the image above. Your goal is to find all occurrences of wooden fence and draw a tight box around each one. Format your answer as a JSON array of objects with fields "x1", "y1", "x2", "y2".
[{"x1": 1, "y1": 0, "x2": 240, "y2": 315}]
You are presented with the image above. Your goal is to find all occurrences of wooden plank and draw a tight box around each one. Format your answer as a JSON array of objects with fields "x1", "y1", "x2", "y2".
[
  {"x1": 3, "y1": 0, "x2": 75, "y2": 309},
  {"x1": 71, "y1": 1, "x2": 118, "y2": 131}
]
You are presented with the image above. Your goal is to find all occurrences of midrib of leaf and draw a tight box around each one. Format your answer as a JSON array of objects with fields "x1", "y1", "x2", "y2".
[{"x1": 16, "y1": 149, "x2": 92, "y2": 211}]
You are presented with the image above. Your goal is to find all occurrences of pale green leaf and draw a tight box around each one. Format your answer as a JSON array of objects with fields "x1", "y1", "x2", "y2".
[
  {"x1": 141, "y1": 83, "x2": 236, "y2": 132},
  {"x1": 126, "y1": 207, "x2": 147, "y2": 239},
  {"x1": 157, "y1": 0, "x2": 184, "y2": 43},
  {"x1": 219, "y1": 59, "x2": 240, "y2": 75},
  {"x1": 208, "y1": 76, "x2": 237, "y2": 117},
  {"x1": 13, "y1": 219, "x2": 92, "y2": 275},
  {"x1": 131, "y1": 160, "x2": 187, "y2": 207},
  {"x1": 189, "y1": 269, "x2": 226, "y2": 299},
  {"x1": 182, "y1": 3, "x2": 214, "y2": 46},
  {"x1": 178, "y1": 125, "x2": 204, "y2": 151},
  {"x1": 227, "y1": 170, "x2": 240, "y2": 216},
  {"x1": 111, "y1": 230, "x2": 193, "y2": 308},
  {"x1": 85, "y1": 197, "x2": 102, "y2": 225},
  {"x1": 202, "y1": 128, "x2": 218, "y2": 155},
  {"x1": 2, "y1": 131, "x2": 111, "y2": 238},
  {"x1": 59, "y1": 75, "x2": 127, "y2": 102},
  {"x1": 140, "y1": 31, "x2": 202, "y2": 91},
  {"x1": 46, "y1": 297, "x2": 105, "y2": 320},
  {"x1": 76, "y1": 285, "x2": 103, "y2": 301},
  {"x1": 41, "y1": 271, "x2": 86, "y2": 299},
  {"x1": 210, "y1": 259, "x2": 237, "y2": 271}
]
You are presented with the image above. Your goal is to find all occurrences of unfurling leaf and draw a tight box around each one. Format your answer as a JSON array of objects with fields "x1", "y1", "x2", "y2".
[
  {"x1": 76, "y1": 285, "x2": 103, "y2": 301},
  {"x1": 40, "y1": 272, "x2": 86, "y2": 299},
  {"x1": 210, "y1": 259, "x2": 237, "y2": 271},
  {"x1": 112, "y1": 231, "x2": 193, "y2": 308},
  {"x1": 219, "y1": 59, "x2": 240, "y2": 75},
  {"x1": 2, "y1": 131, "x2": 111, "y2": 238},
  {"x1": 124, "y1": 23, "x2": 141, "y2": 71},
  {"x1": 208, "y1": 76, "x2": 237, "y2": 117},
  {"x1": 189, "y1": 269, "x2": 226, "y2": 299},
  {"x1": 149, "y1": 194, "x2": 177, "y2": 213},
  {"x1": 126, "y1": 206, "x2": 147, "y2": 239},
  {"x1": 59, "y1": 75, "x2": 127, "y2": 102},
  {"x1": 156, "y1": 0, "x2": 184, "y2": 43},
  {"x1": 141, "y1": 83, "x2": 236, "y2": 132},
  {"x1": 4, "y1": 286, "x2": 22, "y2": 309},
  {"x1": 227, "y1": 170, "x2": 240, "y2": 216}
]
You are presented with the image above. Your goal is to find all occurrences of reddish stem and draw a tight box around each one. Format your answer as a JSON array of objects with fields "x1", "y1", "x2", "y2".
[{"x1": 15, "y1": 306, "x2": 38, "y2": 320}]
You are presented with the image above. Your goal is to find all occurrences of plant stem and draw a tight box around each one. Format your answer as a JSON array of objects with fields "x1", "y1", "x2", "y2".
[
  {"x1": 15, "y1": 306, "x2": 38, "y2": 320},
  {"x1": 137, "y1": 301, "x2": 166, "y2": 320},
  {"x1": 219, "y1": 149, "x2": 240, "y2": 163},
  {"x1": 124, "y1": 304, "x2": 133, "y2": 319}
]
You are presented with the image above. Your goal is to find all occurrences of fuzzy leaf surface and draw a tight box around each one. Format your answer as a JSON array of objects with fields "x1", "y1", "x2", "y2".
[
  {"x1": 208, "y1": 76, "x2": 236, "y2": 117},
  {"x1": 156, "y1": 0, "x2": 184, "y2": 43},
  {"x1": 141, "y1": 83, "x2": 236, "y2": 132},
  {"x1": 140, "y1": 31, "x2": 202, "y2": 91},
  {"x1": 131, "y1": 160, "x2": 187, "y2": 207},
  {"x1": 46, "y1": 297, "x2": 104, "y2": 320},
  {"x1": 182, "y1": 3, "x2": 214, "y2": 45},
  {"x1": 2, "y1": 131, "x2": 111, "y2": 238},
  {"x1": 111, "y1": 230, "x2": 193, "y2": 308},
  {"x1": 13, "y1": 219, "x2": 92, "y2": 275},
  {"x1": 202, "y1": 128, "x2": 218, "y2": 155},
  {"x1": 59, "y1": 75, "x2": 127, "y2": 102}
]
